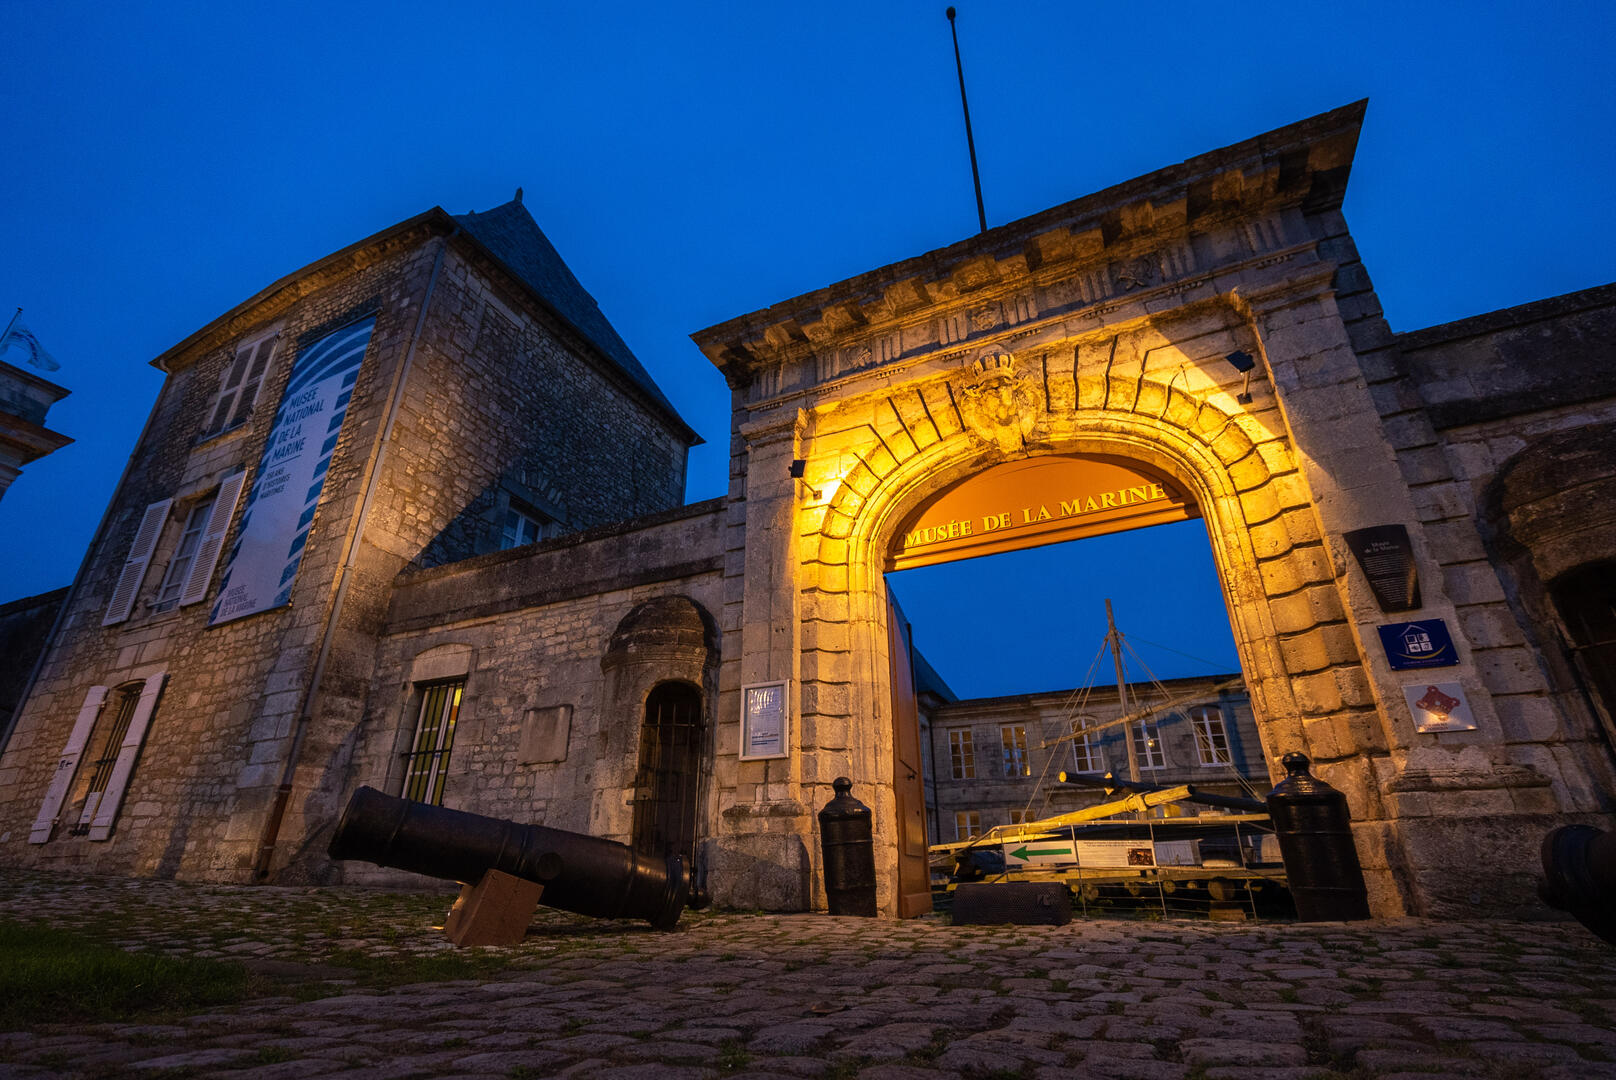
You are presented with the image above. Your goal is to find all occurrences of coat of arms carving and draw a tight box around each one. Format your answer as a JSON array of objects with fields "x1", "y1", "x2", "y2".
[{"x1": 956, "y1": 349, "x2": 1044, "y2": 454}]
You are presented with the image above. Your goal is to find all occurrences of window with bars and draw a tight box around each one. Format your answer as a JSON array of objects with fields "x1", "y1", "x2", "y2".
[
  {"x1": 948, "y1": 729, "x2": 975, "y2": 779},
  {"x1": 954, "y1": 810, "x2": 981, "y2": 840},
  {"x1": 202, "y1": 332, "x2": 278, "y2": 438},
  {"x1": 1191, "y1": 706, "x2": 1233, "y2": 766},
  {"x1": 1000, "y1": 724, "x2": 1030, "y2": 777},
  {"x1": 1133, "y1": 718, "x2": 1166, "y2": 769},
  {"x1": 70, "y1": 687, "x2": 140, "y2": 834},
  {"x1": 402, "y1": 680, "x2": 463, "y2": 805},
  {"x1": 152, "y1": 496, "x2": 215, "y2": 613},
  {"x1": 1070, "y1": 717, "x2": 1102, "y2": 773}
]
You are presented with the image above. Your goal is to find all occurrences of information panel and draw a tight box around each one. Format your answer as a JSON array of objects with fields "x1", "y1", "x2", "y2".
[
  {"x1": 210, "y1": 318, "x2": 375, "y2": 625},
  {"x1": 740, "y1": 680, "x2": 789, "y2": 761}
]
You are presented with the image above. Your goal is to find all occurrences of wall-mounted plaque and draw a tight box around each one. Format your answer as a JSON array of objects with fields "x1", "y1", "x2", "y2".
[
  {"x1": 1344, "y1": 525, "x2": 1421, "y2": 612},
  {"x1": 1377, "y1": 619, "x2": 1459, "y2": 671},
  {"x1": 740, "y1": 680, "x2": 789, "y2": 761},
  {"x1": 1403, "y1": 681, "x2": 1478, "y2": 734}
]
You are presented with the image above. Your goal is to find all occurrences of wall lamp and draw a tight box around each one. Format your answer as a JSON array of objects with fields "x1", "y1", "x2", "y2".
[
  {"x1": 1225, "y1": 350, "x2": 1256, "y2": 404},
  {"x1": 789, "y1": 458, "x2": 823, "y2": 499}
]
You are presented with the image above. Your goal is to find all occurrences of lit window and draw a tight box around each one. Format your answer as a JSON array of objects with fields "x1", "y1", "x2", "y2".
[
  {"x1": 948, "y1": 729, "x2": 975, "y2": 779},
  {"x1": 1133, "y1": 718, "x2": 1166, "y2": 769},
  {"x1": 402, "y1": 680, "x2": 463, "y2": 805},
  {"x1": 954, "y1": 810, "x2": 981, "y2": 840},
  {"x1": 1070, "y1": 717, "x2": 1102, "y2": 773},
  {"x1": 69, "y1": 687, "x2": 141, "y2": 834},
  {"x1": 203, "y1": 332, "x2": 278, "y2": 438},
  {"x1": 151, "y1": 497, "x2": 215, "y2": 613},
  {"x1": 1192, "y1": 706, "x2": 1233, "y2": 766},
  {"x1": 1008, "y1": 809, "x2": 1034, "y2": 826},
  {"x1": 1000, "y1": 724, "x2": 1029, "y2": 777},
  {"x1": 500, "y1": 506, "x2": 547, "y2": 550}
]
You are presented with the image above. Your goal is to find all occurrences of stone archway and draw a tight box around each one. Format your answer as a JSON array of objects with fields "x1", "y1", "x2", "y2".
[{"x1": 799, "y1": 343, "x2": 1387, "y2": 915}]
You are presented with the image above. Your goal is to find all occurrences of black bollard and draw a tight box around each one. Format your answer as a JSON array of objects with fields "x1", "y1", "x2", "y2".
[
  {"x1": 1266, "y1": 752, "x2": 1372, "y2": 921},
  {"x1": 1540, "y1": 824, "x2": 1616, "y2": 946},
  {"x1": 818, "y1": 777, "x2": 878, "y2": 916},
  {"x1": 328, "y1": 786, "x2": 694, "y2": 930}
]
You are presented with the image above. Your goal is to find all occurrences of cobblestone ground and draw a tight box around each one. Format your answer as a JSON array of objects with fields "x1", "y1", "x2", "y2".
[{"x1": 1, "y1": 871, "x2": 1613, "y2": 1080}]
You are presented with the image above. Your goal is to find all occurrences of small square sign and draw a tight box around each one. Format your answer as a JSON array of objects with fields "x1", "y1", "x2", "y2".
[
  {"x1": 1403, "y1": 681, "x2": 1478, "y2": 733},
  {"x1": 1377, "y1": 619, "x2": 1458, "y2": 670}
]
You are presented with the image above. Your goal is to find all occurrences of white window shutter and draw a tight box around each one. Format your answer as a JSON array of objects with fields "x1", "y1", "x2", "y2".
[
  {"x1": 29, "y1": 685, "x2": 108, "y2": 843},
  {"x1": 87, "y1": 672, "x2": 165, "y2": 842},
  {"x1": 103, "y1": 499, "x2": 172, "y2": 626},
  {"x1": 179, "y1": 473, "x2": 246, "y2": 607}
]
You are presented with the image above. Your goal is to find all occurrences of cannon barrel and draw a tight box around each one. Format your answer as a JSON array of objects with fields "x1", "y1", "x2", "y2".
[
  {"x1": 1540, "y1": 824, "x2": 1616, "y2": 946},
  {"x1": 328, "y1": 786, "x2": 696, "y2": 930}
]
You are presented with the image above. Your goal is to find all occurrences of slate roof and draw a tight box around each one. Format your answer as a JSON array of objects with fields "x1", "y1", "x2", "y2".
[
  {"x1": 454, "y1": 200, "x2": 692, "y2": 439},
  {"x1": 913, "y1": 648, "x2": 958, "y2": 704}
]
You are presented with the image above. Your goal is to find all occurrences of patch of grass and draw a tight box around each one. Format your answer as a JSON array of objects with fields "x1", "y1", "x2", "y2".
[
  {"x1": 717, "y1": 1040, "x2": 752, "y2": 1072},
  {"x1": 1278, "y1": 987, "x2": 1300, "y2": 1003},
  {"x1": 0, "y1": 920, "x2": 254, "y2": 1030},
  {"x1": 323, "y1": 946, "x2": 515, "y2": 988}
]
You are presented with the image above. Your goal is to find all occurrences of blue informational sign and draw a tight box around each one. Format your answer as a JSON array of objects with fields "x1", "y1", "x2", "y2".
[{"x1": 1377, "y1": 619, "x2": 1459, "y2": 670}]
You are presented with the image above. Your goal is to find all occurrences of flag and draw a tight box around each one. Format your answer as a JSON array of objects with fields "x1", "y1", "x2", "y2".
[{"x1": 0, "y1": 319, "x2": 60, "y2": 372}]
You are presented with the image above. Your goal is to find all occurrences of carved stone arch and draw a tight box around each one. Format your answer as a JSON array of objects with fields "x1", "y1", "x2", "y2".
[
  {"x1": 597, "y1": 595, "x2": 719, "y2": 850},
  {"x1": 1476, "y1": 422, "x2": 1616, "y2": 756},
  {"x1": 815, "y1": 373, "x2": 1345, "y2": 772}
]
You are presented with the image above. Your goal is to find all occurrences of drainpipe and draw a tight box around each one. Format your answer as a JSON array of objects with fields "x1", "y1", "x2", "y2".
[{"x1": 252, "y1": 231, "x2": 454, "y2": 881}]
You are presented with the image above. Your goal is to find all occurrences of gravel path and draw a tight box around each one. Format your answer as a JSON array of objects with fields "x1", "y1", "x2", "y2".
[{"x1": 1, "y1": 870, "x2": 1612, "y2": 1079}]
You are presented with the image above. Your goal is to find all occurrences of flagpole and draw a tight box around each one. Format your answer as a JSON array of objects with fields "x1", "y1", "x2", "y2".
[
  {"x1": 945, "y1": 7, "x2": 988, "y2": 235},
  {"x1": 1, "y1": 307, "x2": 20, "y2": 342}
]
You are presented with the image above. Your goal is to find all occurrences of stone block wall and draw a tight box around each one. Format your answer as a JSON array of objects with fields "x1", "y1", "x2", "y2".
[
  {"x1": 0, "y1": 587, "x2": 66, "y2": 741},
  {"x1": 337, "y1": 500, "x2": 724, "y2": 887}
]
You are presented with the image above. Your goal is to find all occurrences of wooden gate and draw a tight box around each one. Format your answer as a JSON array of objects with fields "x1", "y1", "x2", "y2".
[{"x1": 887, "y1": 593, "x2": 933, "y2": 917}]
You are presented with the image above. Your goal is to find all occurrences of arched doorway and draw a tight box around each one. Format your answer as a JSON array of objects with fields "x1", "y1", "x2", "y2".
[
  {"x1": 878, "y1": 451, "x2": 1251, "y2": 912},
  {"x1": 632, "y1": 681, "x2": 706, "y2": 862},
  {"x1": 802, "y1": 356, "x2": 1326, "y2": 917}
]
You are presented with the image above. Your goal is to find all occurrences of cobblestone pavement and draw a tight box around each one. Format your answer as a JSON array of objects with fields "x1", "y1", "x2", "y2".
[{"x1": 2, "y1": 871, "x2": 1614, "y2": 1079}]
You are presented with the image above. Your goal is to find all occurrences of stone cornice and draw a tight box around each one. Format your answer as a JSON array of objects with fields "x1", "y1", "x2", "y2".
[{"x1": 691, "y1": 102, "x2": 1365, "y2": 389}]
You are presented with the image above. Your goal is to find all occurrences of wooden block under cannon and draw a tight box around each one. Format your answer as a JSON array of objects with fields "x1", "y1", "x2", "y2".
[{"x1": 443, "y1": 869, "x2": 543, "y2": 946}]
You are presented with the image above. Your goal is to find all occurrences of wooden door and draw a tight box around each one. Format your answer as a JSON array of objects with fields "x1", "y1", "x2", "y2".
[{"x1": 887, "y1": 592, "x2": 933, "y2": 917}]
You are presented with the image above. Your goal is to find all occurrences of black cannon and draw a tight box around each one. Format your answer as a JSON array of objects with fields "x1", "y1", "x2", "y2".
[
  {"x1": 1540, "y1": 824, "x2": 1616, "y2": 946},
  {"x1": 328, "y1": 786, "x2": 703, "y2": 930}
]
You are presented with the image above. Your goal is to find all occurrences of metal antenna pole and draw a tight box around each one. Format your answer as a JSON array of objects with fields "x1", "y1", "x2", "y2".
[
  {"x1": 946, "y1": 7, "x2": 988, "y2": 234},
  {"x1": 1107, "y1": 598, "x2": 1142, "y2": 783}
]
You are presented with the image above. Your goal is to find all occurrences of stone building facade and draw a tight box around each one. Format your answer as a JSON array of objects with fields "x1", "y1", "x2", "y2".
[
  {"x1": 925, "y1": 676, "x2": 1261, "y2": 843},
  {"x1": 0, "y1": 198, "x2": 698, "y2": 881},
  {"x1": 1, "y1": 102, "x2": 1613, "y2": 921}
]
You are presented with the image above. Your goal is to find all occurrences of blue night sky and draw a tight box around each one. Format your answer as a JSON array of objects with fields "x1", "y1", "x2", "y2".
[{"x1": 3, "y1": 2, "x2": 1612, "y2": 697}]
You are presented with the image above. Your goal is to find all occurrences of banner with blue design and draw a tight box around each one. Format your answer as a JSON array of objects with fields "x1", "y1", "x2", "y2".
[{"x1": 209, "y1": 318, "x2": 375, "y2": 625}]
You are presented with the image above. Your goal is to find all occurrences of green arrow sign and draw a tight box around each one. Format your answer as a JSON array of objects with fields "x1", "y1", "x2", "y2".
[{"x1": 1010, "y1": 845, "x2": 1070, "y2": 860}]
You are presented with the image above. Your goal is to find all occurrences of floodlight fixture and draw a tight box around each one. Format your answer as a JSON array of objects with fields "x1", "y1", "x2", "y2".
[{"x1": 1226, "y1": 349, "x2": 1256, "y2": 404}]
